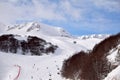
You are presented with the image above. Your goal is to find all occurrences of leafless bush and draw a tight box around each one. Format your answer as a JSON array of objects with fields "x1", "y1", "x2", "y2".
[{"x1": 61, "y1": 33, "x2": 120, "y2": 80}]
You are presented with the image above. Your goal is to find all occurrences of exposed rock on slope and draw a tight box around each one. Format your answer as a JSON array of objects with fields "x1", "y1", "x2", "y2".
[{"x1": 0, "y1": 34, "x2": 58, "y2": 55}]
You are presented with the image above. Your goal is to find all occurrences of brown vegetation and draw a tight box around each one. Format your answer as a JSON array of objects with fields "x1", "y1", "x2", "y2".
[{"x1": 61, "y1": 33, "x2": 120, "y2": 80}]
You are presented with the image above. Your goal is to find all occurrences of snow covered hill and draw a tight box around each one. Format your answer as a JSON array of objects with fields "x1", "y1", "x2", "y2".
[
  {"x1": 105, "y1": 45, "x2": 120, "y2": 80},
  {"x1": 0, "y1": 22, "x2": 119, "y2": 80},
  {"x1": 61, "y1": 33, "x2": 120, "y2": 80},
  {"x1": 0, "y1": 38, "x2": 101, "y2": 80},
  {"x1": 5, "y1": 22, "x2": 72, "y2": 38}
]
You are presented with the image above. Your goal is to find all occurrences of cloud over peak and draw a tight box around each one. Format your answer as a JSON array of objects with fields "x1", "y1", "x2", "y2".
[{"x1": 0, "y1": 0, "x2": 120, "y2": 35}]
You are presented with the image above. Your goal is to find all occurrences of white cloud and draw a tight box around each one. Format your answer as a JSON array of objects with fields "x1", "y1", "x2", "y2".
[
  {"x1": 0, "y1": 2, "x2": 23, "y2": 24},
  {"x1": 0, "y1": 0, "x2": 64, "y2": 24},
  {"x1": 32, "y1": 0, "x2": 65, "y2": 21},
  {"x1": 0, "y1": 0, "x2": 85, "y2": 24},
  {"x1": 0, "y1": 0, "x2": 119, "y2": 27},
  {"x1": 91, "y1": 0, "x2": 120, "y2": 12},
  {"x1": 59, "y1": 0, "x2": 82, "y2": 20}
]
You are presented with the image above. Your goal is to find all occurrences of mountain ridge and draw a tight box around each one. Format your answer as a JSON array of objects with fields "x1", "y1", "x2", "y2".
[{"x1": 0, "y1": 22, "x2": 110, "y2": 39}]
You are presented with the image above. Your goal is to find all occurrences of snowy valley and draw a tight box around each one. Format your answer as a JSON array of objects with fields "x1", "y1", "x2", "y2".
[{"x1": 0, "y1": 22, "x2": 120, "y2": 80}]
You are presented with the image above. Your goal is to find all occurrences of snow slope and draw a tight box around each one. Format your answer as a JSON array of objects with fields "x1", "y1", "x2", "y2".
[
  {"x1": 0, "y1": 22, "x2": 113, "y2": 80},
  {"x1": 105, "y1": 45, "x2": 120, "y2": 80},
  {"x1": 0, "y1": 37, "x2": 102, "y2": 80},
  {"x1": 104, "y1": 65, "x2": 120, "y2": 80}
]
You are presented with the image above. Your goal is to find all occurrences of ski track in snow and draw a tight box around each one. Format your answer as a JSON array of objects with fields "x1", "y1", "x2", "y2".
[{"x1": 13, "y1": 65, "x2": 21, "y2": 80}]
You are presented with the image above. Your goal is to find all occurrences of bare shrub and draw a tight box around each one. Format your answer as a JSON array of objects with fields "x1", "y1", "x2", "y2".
[
  {"x1": 61, "y1": 33, "x2": 120, "y2": 80},
  {"x1": 61, "y1": 51, "x2": 88, "y2": 79}
]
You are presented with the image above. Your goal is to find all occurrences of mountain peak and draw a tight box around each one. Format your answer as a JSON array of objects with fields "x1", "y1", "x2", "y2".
[
  {"x1": 79, "y1": 34, "x2": 110, "y2": 39},
  {"x1": 5, "y1": 22, "x2": 72, "y2": 38}
]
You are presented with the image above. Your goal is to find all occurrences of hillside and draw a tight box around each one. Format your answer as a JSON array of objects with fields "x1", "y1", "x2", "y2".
[
  {"x1": 61, "y1": 33, "x2": 120, "y2": 80},
  {"x1": 0, "y1": 22, "x2": 119, "y2": 80}
]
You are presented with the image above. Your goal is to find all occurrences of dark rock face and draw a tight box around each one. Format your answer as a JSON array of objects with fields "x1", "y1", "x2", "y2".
[
  {"x1": 0, "y1": 34, "x2": 19, "y2": 53},
  {"x1": 61, "y1": 33, "x2": 120, "y2": 80},
  {"x1": 0, "y1": 34, "x2": 58, "y2": 55},
  {"x1": 27, "y1": 36, "x2": 58, "y2": 55}
]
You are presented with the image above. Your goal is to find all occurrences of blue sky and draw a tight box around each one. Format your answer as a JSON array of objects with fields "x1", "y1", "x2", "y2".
[{"x1": 0, "y1": 0, "x2": 120, "y2": 35}]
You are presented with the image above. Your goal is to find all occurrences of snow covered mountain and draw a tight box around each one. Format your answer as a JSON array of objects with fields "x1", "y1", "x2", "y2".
[
  {"x1": 0, "y1": 22, "x2": 119, "y2": 80},
  {"x1": 79, "y1": 34, "x2": 110, "y2": 39},
  {"x1": 6, "y1": 22, "x2": 72, "y2": 38}
]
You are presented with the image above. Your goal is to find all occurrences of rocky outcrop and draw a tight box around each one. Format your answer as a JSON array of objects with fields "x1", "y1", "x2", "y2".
[
  {"x1": 0, "y1": 34, "x2": 19, "y2": 53},
  {"x1": 0, "y1": 34, "x2": 58, "y2": 55},
  {"x1": 61, "y1": 33, "x2": 120, "y2": 80}
]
